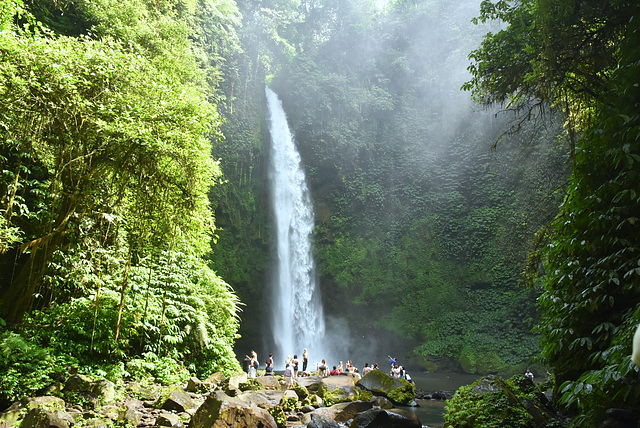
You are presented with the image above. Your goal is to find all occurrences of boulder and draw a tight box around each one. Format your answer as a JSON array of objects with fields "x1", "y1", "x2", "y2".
[
  {"x1": 283, "y1": 389, "x2": 299, "y2": 401},
  {"x1": 356, "y1": 370, "x2": 415, "y2": 405},
  {"x1": 92, "y1": 380, "x2": 116, "y2": 403},
  {"x1": 204, "y1": 372, "x2": 226, "y2": 390},
  {"x1": 226, "y1": 373, "x2": 248, "y2": 390},
  {"x1": 126, "y1": 382, "x2": 160, "y2": 402},
  {"x1": 370, "y1": 396, "x2": 393, "y2": 409},
  {"x1": 255, "y1": 376, "x2": 284, "y2": 391},
  {"x1": 307, "y1": 413, "x2": 340, "y2": 428},
  {"x1": 118, "y1": 401, "x2": 142, "y2": 426},
  {"x1": 188, "y1": 391, "x2": 277, "y2": 428},
  {"x1": 302, "y1": 406, "x2": 343, "y2": 425},
  {"x1": 0, "y1": 396, "x2": 66, "y2": 427},
  {"x1": 320, "y1": 375, "x2": 358, "y2": 401},
  {"x1": 63, "y1": 374, "x2": 94, "y2": 393},
  {"x1": 296, "y1": 375, "x2": 324, "y2": 393},
  {"x1": 156, "y1": 410, "x2": 181, "y2": 427},
  {"x1": 186, "y1": 377, "x2": 204, "y2": 393},
  {"x1": 302, "y1": 401, "x2": 372, "y2": 425},
  {"x1": 221, "y1": 373, "x2": 247, "y2": 397},
  {"x1": 350, "y1": 408, "x2": 422, "y2": 428},
  {"x1": 334, "y1": 401, "x2": 374, "y2": 422},
  {"x1": 21, "y1": 408, "x2": 70, "y2": 428},
  {"x1": 237, "y1": 391, "x2": 282, "y2": 409},
  {"x1": 63, "y1": 374, "x2": 114, "y2": 408},
  {"x1": 98, "y1": 405, "x2": 120, "y2": 420},
  {"x1": 159, "y1": 388, "x2": 196, "y2": 413}
]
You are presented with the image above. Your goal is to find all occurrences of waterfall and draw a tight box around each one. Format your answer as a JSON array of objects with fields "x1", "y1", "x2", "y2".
[{"x1": 266, "y1": 87, "x2": 326, "y2": 368}]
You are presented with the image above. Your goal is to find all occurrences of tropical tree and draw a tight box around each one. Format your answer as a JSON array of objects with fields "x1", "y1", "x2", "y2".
[
  {"x1": 0, "y1": 0, "x2": 243, "y2": 393},
  {"x1": 463, "y1": 0, "x2": 640, "y2": 424}
]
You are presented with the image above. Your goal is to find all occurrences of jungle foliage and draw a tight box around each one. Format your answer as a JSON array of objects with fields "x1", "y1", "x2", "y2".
[
  {"x1": 210, "y1": 0, "x2": 570, "y2": 373},
  {"x1": 462, "y1": 0, "x2": 640, "y2": 425},
  {"x1": 0, "y1": 0, "x2": 242, "y2": 405}
]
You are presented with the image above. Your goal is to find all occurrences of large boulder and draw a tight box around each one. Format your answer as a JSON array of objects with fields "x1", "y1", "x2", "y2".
[
  {"x1": 221, "y1": 373, "x2": 247, "y2": 397},
  {"x1": 319, "y1": 375, "x2": 359, "y2": 402},
  {"x1": 296, "y1": 375, "x2": 324, "y2": 393},
  {"x1": 92, "y1": 380, "x2": 116, "y2": 403},
  {"x1": 444, "y1": 375, "x2": 566, "y2": 428},
  {"x1": 156, "y1": 410, "x2": 181, "y2": 427},
  {"x1": 204, "y1": 372, "x2": 226, "y2": 390},
  {"x1": 350, "y1": 408, "x2": 422, "y2": 428},
  {"x1": 188, "y1": 390, "x2": 277, "y2": 428},
  {"x1": 0, "y1": 396, "x2": 66, "y2": 427},
  {"x1": 187, "y1": 377, "x2": 207, "y2": 393},
  {"x1": 307, "y1": 413, "x2": 340, "y2": 428},
  {"x1": 334, "y1": 401, "x2": 374, "y2": 422},
  {"x1": 20, "y1": 408, "x2": 71, "y2": 428},
  {"x1": 118, "y1": 401, "x2": 143, "y2": 427},
  {"x1": 302, "y1": 401, "x2": 372, "y2": 425},
  {"x1": 255, "y1": 376, "x2": 284, "y2": 391},
  {"x1": 158, "y1": 387, "x2": 196, "y2": 413},
  {"x1": 63, "y1": 374, "x2": 94, "y2": 393},
  {"x1": 356, "y1": 370, "x2": 415, "y2": 405},
  {"x1": 237, "y1": 390, "x2": 284, "y2": 409},
  {"x1": 63, "y1": 374, "x2": 115, "y2": 407}
]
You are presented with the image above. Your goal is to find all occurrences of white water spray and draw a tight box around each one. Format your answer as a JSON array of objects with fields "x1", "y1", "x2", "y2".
[{"x1": 266, "y1": 87, "x2": 326, "y2": 368}]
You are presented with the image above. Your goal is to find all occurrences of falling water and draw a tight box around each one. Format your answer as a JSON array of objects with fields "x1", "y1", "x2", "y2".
[{"x1": 266, "y1": 87, "x2": 326, "y2": 368}]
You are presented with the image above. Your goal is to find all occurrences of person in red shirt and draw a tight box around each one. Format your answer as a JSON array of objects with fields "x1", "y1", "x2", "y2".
[{"x1": 329, "y1": 366, "x2": 340, "y2": 376}]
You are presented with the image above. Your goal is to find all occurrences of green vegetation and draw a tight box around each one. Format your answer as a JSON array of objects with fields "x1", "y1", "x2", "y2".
[
  {"x1": 0, "y1": 0, "x2": 242, "y2": 405},
  {"x1": 457, "y1": 0, "x2": 640, "y2": 425},
  {"x1": 212, "y1": 0, "x2": 569, "y2": 368},
  {"x1": 444, "y1": 375, "x2": 559, "y2": 427},
  {"x1": 1, "y1": 0, "x2": 638, "y2": 426}
]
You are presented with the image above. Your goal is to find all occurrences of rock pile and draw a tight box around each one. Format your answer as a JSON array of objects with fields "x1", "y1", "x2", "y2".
[{"x1": 0, "y1": 370, "x2": 420, "y2": 428}]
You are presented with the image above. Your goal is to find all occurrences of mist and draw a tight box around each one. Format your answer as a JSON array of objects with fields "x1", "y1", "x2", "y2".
[{"x1": 226, "y1": 0, "x2": 566, "y2": 374}]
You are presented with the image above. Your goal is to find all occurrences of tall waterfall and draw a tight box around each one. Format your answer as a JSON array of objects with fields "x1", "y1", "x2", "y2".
[{"x1": 266, "y1": 87, "x2": 326, "y2": 368}]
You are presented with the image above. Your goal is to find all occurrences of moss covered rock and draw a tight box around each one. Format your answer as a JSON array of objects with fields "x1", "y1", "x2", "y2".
[
  {"x1": 444, "y1": 375, "x2": 566, "y2": 427},
  {"x1": 355, "y1": 370, "x2": 415, "y2": 405}
]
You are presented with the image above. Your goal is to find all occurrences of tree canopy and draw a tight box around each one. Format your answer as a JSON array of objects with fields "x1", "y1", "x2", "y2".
[
  {"x1": 463, "y1": 0, "x2": 640, "y2": 424},
  {"x1": 0, "y1": 0, "x2": 242, "y2": 402}
]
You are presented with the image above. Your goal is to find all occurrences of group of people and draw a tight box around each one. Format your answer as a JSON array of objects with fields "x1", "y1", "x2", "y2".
[
  {"x1": 388, "y1": 355, "x2": 412, "y2": 382},
  {"x1": 242, "y1": 350, "x2": 260, "y2": 378},
  {"x1": 243, "y1": 349, "x2": 413, "y2": 386}
]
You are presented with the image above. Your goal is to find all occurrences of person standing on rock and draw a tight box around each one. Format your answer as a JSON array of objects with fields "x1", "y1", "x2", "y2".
[
  {"x1": 302, "y1": 348, "x2": 309, "y2": 372},
  {"x1": 265, "y1": 353, "x2": 274, "y2": 376},
  {"x1": 285, "y1": 363, "x2": 295, "y2": 389},
  {"x1": 243, "y1": 355, "x2": 251, "y2": 374},
  {"x1": 292, "y1": 354, "x2": 299, "y2": 379},
  {"x1": 392, "y1": 364, "x2": 401, "y2": 379},
  {"x1": 388, "y1": 356, "x2": 396, "y2": 374},
  {"x1": 249, "y1": 350, "x2": 258, "y2": 378}
]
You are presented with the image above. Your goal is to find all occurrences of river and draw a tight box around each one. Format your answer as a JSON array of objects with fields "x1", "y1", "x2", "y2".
[{"x1": 404, "y1": 371, "x2": 481, "y2": 428}]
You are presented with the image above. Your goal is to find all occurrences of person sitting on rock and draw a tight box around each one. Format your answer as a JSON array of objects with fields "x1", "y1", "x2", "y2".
[
  {"x1": 329, "y1": 366, "x2": 340, "y2": 376},
  {"x1": 317, "y1": 359, "x2": 328, "y2": 377}
]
